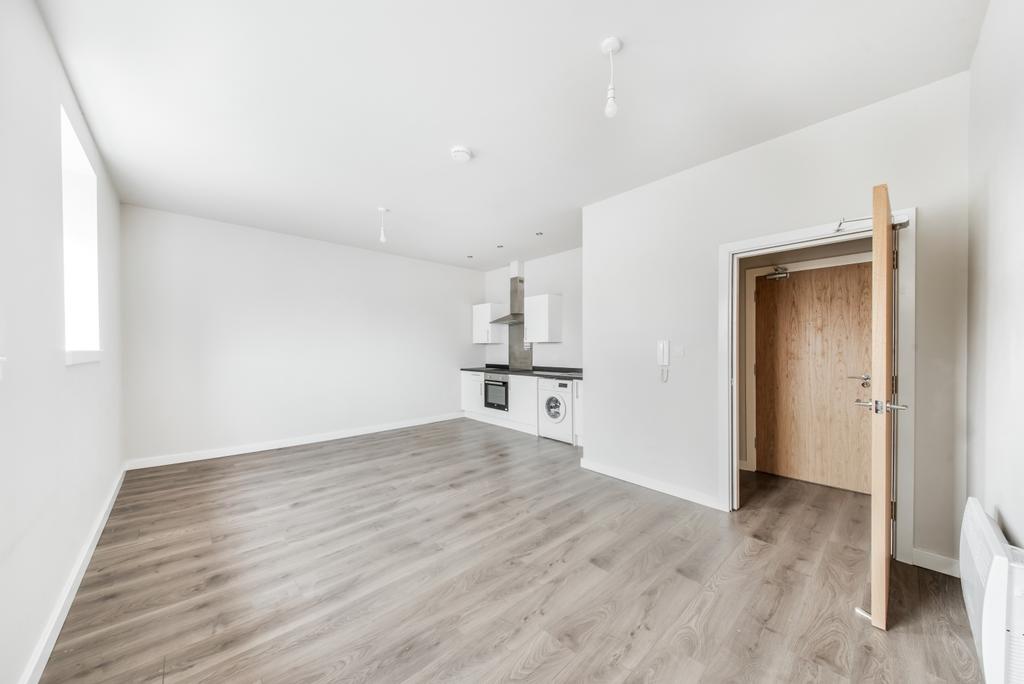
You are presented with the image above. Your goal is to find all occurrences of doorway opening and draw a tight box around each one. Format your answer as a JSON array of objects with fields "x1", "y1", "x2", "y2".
[
  {"x1": 720, "y1": 200, "x2": 917, "y2": 629},
  {"x1": 718, "y1": 208, "x2": 916, "y2": 565},
  {"x1": 740, "y1": 242, "x2": 873, "y2": 493}
]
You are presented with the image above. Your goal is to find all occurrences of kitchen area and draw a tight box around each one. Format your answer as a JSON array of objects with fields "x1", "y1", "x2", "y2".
[{"x1": 459, "y1": 253, "x2": 584, "y2": 446}]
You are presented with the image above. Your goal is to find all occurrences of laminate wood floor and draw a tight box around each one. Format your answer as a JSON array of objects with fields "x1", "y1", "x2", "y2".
[{"x1": 42, "y1": 419, "x2": 980, "y2": 683}]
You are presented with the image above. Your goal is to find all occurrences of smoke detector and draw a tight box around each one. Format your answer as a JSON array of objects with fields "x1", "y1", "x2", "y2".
[{"x1": 450, "y1": 146, "x2": 473, "y2": 163}]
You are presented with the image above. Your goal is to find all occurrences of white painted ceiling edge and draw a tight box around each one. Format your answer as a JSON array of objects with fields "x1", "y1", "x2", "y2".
[{"x1": 37, "y1": 0, "x2": 987, "y2": 270}]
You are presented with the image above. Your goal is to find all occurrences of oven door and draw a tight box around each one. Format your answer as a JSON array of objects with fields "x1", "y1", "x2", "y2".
[{"x1": 483, "y1": 378, "x2": 509, "y2": 411}]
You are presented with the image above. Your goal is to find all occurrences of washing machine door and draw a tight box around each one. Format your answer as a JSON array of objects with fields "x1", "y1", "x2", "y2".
[{"x1": 544, "y1": 394, "x2": 566, "y2": 423}]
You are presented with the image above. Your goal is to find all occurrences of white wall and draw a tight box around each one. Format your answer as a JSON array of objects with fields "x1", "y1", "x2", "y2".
[
  {"x1": 484, "y1": 248, "x2": 582, "y2": 368},
  {"x1": 583, "y1": 74, "x2": 969, "y2": 559},
  {"x1": 0, "y1": 1, "x2": 122, "y2": 682},
  {"x1": 121, "y1": 206, "x2": 484, "y2": 463},
  {"x1": 967, "y1": 0, "x2": 1024, "y2": 546}
]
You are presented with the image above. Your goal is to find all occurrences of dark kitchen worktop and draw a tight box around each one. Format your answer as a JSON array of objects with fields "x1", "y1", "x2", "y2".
[{"x1": 460, "y1": 364, "x2": 583, "y2": 380}]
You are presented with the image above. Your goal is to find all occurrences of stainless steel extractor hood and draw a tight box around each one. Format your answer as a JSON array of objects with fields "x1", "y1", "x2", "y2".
[
  {"x1": 489, "y1": 263, "x2": 532, "y2": 371},
  {"x1": 490, "y1": 276, "x2": 524, "y2": 325},
  {"x1": 490, "y1": 312, "x2": 524, "y2": 325}
]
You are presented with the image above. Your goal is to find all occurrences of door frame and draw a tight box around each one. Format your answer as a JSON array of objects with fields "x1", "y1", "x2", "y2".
[
  {"x1": 717, "y1": 209, "x2": 916, "y2": 564},
  {"x1": 742, "y1": 252, "x2": 873, "y2": 473}
]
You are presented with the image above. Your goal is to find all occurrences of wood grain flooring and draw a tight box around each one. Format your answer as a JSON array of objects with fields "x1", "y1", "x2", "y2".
[{"x1": 41, "y1": 418, "x2": 979, "y2": 683}]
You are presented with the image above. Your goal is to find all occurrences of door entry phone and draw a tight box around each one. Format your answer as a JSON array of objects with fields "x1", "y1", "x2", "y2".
[
  {"x1": 657, "y1": 340, "x2": 670, "y2": 382},
  {"x1": 657, "y1": 340, "x2": 670, "y2": 366}
]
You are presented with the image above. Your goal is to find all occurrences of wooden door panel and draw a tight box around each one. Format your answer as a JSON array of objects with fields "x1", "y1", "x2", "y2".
[
  {"x1": 870, "y1": 184, "x2": 895, "y2": 630},
  {"x1": 755, "y1": 263, "x2": 872, "y2": 493}
]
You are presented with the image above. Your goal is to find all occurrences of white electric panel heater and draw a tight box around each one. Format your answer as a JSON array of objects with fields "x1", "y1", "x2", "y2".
[{"x1": 959, "y1": 497, "x2": 1024, "y2": 683}]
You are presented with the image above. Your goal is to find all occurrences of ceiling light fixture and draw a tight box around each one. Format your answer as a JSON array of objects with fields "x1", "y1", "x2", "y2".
[
  {"x1": 601, "y1": 37, "x2": 623, "y2": 118},
  {"x1": 377, "y1": 207, "x2": 389, "y2": 244},
  {"x1": 535, "y1": 231, "x2": 544, "y2": 236},
  {"x1": 450, "y1": 146, "x2": 473, "y2": 163}
]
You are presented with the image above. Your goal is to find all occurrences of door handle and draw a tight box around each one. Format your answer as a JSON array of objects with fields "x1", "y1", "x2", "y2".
[
  {"x1": 847, "y1": 374, "x2": 871, "y2": 381},
  {"x1": 854, "y1": 399, "x2": 909, "y2": 413}
]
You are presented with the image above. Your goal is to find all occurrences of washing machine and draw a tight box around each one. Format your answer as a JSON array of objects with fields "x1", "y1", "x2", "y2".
[{"x1": 538, "y1": 377, "x2": 574, "y2": 444}]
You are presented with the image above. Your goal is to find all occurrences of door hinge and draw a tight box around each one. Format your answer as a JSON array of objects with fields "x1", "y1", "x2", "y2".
[
  {"x1": 891, "y1": 499, "x2": 896, "y2": 521},
  {"x1": 892, "y1": 249, "x2": 899, "y2": 270},
  {"x1": 892, "y1": 375, "x2": 898, "y2": 394}
]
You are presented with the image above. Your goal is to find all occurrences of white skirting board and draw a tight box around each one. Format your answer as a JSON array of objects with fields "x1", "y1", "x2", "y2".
[
  {"x1": 19, "y1": 471, "x2": 124, "y2": 684},
  {"x1": 913, "y1": 547, "x2": 960, "y2": 577},
  {"x1": 124, "y1": 413, "x2": 464, "y2": 470},
  {"x1": 462, "y1": 411, "x2": 538, "y2": 436},
  {"x1": 580, "y1": 458, "x2": 727, "y2": 512}
]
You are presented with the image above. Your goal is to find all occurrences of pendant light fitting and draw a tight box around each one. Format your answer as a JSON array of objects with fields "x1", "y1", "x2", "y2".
[{"x1": 601, "y1": 37, "x2": 622, "y2": 118}]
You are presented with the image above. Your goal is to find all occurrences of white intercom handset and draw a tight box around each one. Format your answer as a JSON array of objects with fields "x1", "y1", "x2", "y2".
[{"x1": 657, "y1": 340, "x2": 670, "y2": 383}]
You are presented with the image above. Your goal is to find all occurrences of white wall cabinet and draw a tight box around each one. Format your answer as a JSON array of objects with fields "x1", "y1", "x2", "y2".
[
  {"x1": 460, "y1": 371, "x2": 484, "y2": 412},
  {"x1": 472, "y1": 303, "x2": 506, "y2": 344},
  {"x1": 508, "y1": 375, "x2": 538, "y2": 429},
  {"x1": 524, "y1": 294, "x2": 562, "y2": 343},
  {"x1": 573, "y1": 379, "x2": 584, "y2": 446}
]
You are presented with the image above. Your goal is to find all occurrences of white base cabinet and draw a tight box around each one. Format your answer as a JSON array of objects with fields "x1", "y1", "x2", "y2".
[
  {"x1": 573, "y1": 379, "x2": 583, "y2": 447},
  {"x1": 460, "y1": 371, "x2": 484, "y2": 412},
  {"x1": 508, "y1": 375, "x2": 538, "y2": 431},
  {"x1": 460, "y1": 371, "x2": 538, "y2": 435}
]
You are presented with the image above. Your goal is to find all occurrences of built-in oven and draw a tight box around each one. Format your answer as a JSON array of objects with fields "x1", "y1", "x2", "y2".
[{"x1": 483, "y1": 373, "x2": 510, "y2": 411}]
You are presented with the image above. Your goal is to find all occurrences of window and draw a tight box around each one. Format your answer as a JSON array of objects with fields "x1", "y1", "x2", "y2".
[{"x1": 60, "y1": 107, "x2": 100, "y2": 364}]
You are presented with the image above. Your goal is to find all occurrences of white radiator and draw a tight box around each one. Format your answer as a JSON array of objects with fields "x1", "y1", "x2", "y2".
[{"x1": 960, "y1": 497, "x2": 1024, "y2": 682}]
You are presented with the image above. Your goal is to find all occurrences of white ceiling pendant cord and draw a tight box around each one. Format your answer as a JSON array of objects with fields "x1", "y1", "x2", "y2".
[
  {"x1": 601, "y1": 37, "x2": 623, "y2": 118},
  {"x1": 377, "y1": 207, "x2": 389, "y2": 244}
]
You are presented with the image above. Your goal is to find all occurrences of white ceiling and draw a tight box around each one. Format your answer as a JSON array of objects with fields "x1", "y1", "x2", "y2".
[{"x1": 39, "y1": 0, "x2": 986, "y2": 270}]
